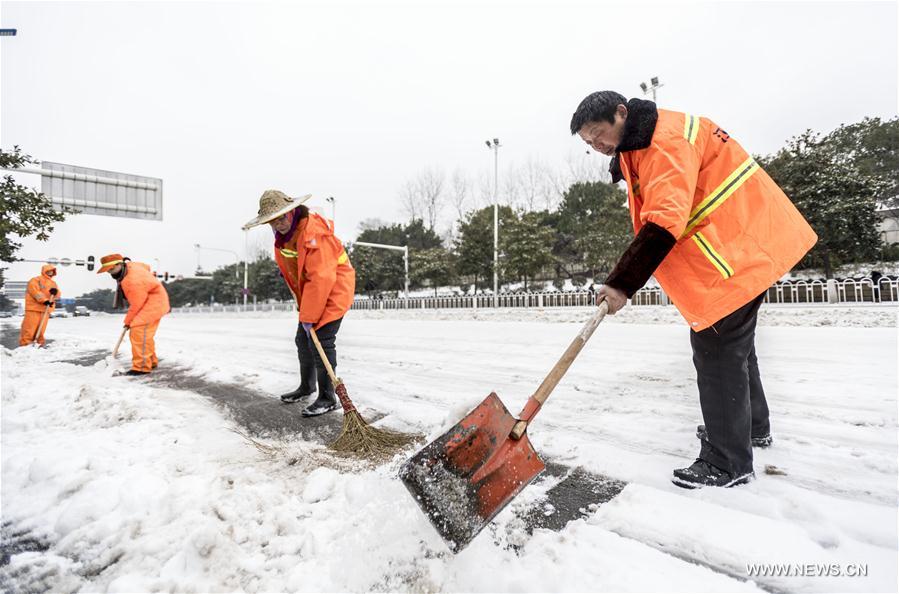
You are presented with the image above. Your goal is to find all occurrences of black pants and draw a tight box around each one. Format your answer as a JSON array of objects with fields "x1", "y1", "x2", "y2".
[
  {"x1": 691, "y1": 294, "x2": 769, "y2": 476},
  {"x1": 295, "y1": 318, "x2": 342, "y2": 398}
]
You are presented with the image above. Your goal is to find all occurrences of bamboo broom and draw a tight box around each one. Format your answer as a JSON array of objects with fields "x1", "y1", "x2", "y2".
[{"x1": 309, "y1": 327, "x2": 416, "y2": 458}]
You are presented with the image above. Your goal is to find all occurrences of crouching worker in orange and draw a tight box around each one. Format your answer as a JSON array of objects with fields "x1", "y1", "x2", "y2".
[
  {"x1": 98, "y1": 253, "x2": 170, "y2": 375},
  {"x1": 243, "y1": 190, "x2": 355, "y2": 417},
  {"x1": 19, "y1": 264, "x2": 60, "y2": 346}
]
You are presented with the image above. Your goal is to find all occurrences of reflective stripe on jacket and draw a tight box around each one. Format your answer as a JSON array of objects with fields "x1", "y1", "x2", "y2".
[
  {"x1": 274, "y1": 211, "x2": 355, "y2": 328},
  {"x1": 619, "y1": 109, "x2": 817, "y2": 330}
]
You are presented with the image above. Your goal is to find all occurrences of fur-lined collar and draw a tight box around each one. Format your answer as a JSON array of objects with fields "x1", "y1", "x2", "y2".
[{"x1": 609, "y1": 98, "x2": 659, "y2": 183}]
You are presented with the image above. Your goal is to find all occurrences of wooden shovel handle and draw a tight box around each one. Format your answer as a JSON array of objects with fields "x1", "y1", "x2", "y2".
[
  {"x1": 31, "y1": 304, "x2": 52, "y2": 344},
  {"x1": 510, "y1": 300, "x2": 609, "y2": 439},
  {"x1": 112, "y1": 326, "x2": 128, "y2": 358},
  {"x1": 309, "y1": 327, "x2": 340, "y2": 385}
]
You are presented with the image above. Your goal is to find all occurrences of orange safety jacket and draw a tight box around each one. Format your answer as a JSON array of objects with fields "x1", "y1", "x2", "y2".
[
  {"x1": 120, "y1": 262, "x2": 170, "y2": 326},
  {"x1": 616, "y1": 106, "x2": 817, "y2": 330},
  {"x1": 274, "y1": 211, "x2": 355, "y2": 329},
  {"x1": 24, "y1": 265, "x2": 60, "y2": 312}
]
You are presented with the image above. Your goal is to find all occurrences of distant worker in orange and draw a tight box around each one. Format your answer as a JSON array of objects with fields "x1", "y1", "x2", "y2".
[
  {"x1": 18, "y1": 264, "x2": 60, "y2": 346},
  {"x1": 98, "y1": 254, "x2": 170, "y2": 375},
  {"x1": 243, "y1": 190, "x2": 356, "y2": 417}
]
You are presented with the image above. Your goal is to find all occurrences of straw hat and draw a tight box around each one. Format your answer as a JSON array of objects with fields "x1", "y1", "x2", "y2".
[{"x1": 242, "y1": 190, "x2": 312, "y2": 230}]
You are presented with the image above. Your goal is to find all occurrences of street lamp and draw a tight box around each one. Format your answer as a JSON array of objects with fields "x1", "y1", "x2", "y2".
[
  {"x1": 194, "y1": 243, "x2": 246, "y2": 305},
  {"x1": 640, "y1": 76, "x2": 664, "y2": 102},
  {"x1": 325, "y1": 196, "x2": 336, "y2": 223},
  {"x1": 485, "y1": 138, "x2": 501, "y2": 307},
  {"x1": 354, "y1": 241, "x2": 409, "y2": 300},
  {"x1": 194, "y1": 244, "x2": 239, "y2": 278}
]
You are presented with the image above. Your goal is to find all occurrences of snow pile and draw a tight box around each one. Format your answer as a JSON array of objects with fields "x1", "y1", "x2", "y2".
[{"x1": 1, "y1": 313, "x2": 896, "y2": 592}]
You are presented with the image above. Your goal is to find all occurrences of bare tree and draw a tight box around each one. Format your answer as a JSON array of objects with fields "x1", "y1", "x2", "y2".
[
  {"x1": 420, "y1": 167, "x2": 445, "y2": 229},
  {"x1": 358, "y1": 217, "x2": 391, "y2": 232},
  {"x1": 400, "y1": 179, "x2": 422, "y2": 222},
  {"x1": 565, "y1": 149, "x2": 612, "y2": 185},
  {"x1": 544, "y1": 150, "x2": 614, "y2": 205},
  {"x1": 505, "y1": 157, "x2": 556, "y2": 212},
  {"x1": 449, "y1": 168, "x2": 472, "y2": 220},
  {"x1": 476, "y1": 169, "x2": 496, "y2": 210},
  {"x1": 400, "y1": 167, "x2": 445, "y2": 230},
  {"x1": 250, "y1": 237, "x2": 273, "y2": 261}
]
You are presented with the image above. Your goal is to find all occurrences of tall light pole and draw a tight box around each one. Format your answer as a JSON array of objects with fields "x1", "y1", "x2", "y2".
[
  {"x1": 195, "y1": 243, "x2": 246, "y2": 305},
  {"x1": 640, "y1": 76, "x2": 664, "y2": 102},
  {"x1": 485, "y1": 138, "x2": 501, "y2": 307},
  {"x1": 325, "y1": 196, "x2": 336, "y2": 224}
]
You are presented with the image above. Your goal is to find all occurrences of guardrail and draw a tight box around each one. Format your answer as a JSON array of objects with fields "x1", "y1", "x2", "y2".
[{"x1": 170, "y1": 277, "x2": 898, "y2": 314}]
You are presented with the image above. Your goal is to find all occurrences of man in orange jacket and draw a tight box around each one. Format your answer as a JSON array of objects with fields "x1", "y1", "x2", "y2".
[
  {"x1": 244, "y1": 190, "x2": 356, "y2": 417},
  {"x1": 98, "y1": 253, "x2": 170, "y2": 375},
  {"x1": 18, "y1": 264, "x2": 60, "y2": 346},
  {"x1": 571, "y1": 91, "x2": 817, "y2": 489}
]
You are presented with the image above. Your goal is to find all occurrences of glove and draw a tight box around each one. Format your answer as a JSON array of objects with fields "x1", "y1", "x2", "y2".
[
  {"x1": 123, "y1": 324, "x2": 130, "y2": 329},
  {"x1": 43, "y1": 300, "x2": 52, "y2": 306},
  {"x1": 302, "y1": 322, "x2": 314, "y2": 336},
  {"x1": 49, "y1": 288, "x2": 58, "y2": 296}
]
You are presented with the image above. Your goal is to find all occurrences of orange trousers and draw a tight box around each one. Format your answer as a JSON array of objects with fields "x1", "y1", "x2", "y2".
[
  {"x1": 129, "y1": 320, "x2": 160, "y2": 372},
  {"x1": 19, "y1": 309, "x2": 50, "y2": 346}
]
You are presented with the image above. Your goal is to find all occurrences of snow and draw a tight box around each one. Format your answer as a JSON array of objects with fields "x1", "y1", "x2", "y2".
[
  {"x1": 347, "y1": 302, "x2": 899, "y2": 329},
  {"x1": 786, "y1": 261, "x2": 899, "y2": 280},
  {"x1": 1, "y1": 305, "x2": 896, "y2": 592}
]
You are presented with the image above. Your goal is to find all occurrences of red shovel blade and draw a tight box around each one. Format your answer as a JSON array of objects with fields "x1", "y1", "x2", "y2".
[{"x1": 399, "y1": 392, "x2": 545, "y2": 551}]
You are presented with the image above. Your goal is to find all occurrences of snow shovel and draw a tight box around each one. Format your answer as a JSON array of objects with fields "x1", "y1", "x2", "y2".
[{"x1": 399, "y1": 301, "x2": 610, "y2": 551}]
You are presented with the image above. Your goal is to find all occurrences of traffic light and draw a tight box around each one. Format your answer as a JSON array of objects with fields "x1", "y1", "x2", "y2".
[
  {"x1": 86, "y1": 256, "x2": 95, "y2": 272},
  {"x1": 164, "y1": 272, "x2": 169, "y2": 282}
]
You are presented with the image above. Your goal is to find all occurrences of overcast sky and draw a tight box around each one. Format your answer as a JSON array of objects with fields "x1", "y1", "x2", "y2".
[{"x1": 2, "y1": 0, "x2": 897, "y2": 297}]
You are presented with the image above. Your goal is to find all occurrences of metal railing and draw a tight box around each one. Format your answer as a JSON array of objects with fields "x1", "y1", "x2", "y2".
[{"x1": 170, "y1": 277, "x2": 898, "y2": 314}]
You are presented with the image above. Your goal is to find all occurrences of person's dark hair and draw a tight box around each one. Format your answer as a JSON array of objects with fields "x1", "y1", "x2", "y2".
[
  {"x1": 296, "y1": 205, "x2": 309, "y2": 219},
  {"x1": 569, "y1": 91, "x2": 628, "y2": 134}
]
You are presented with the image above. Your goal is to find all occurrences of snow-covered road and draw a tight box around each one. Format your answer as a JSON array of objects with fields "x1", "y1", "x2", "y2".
[{"x1": 2, "y1": 306, "x2": 896, "y2": 592}]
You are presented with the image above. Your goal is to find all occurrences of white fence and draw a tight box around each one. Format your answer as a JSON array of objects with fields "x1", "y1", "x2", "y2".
[{"x1": 170, "y1": 277, "x2": 898, "y2": 314}]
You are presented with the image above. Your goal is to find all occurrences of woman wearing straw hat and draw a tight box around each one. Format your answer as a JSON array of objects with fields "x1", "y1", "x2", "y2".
[{"x1": 244, "y1": 190, "x2": 356, "y2": 417}]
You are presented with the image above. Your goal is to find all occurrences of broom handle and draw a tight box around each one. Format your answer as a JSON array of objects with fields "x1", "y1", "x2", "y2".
[
  {"x1": 510, "y1": 300, "x2": 609, "y2": 439},
  {"x1": 112, "y1": 326, "x2": 128, "y2": 358},
  {"x1": 309, "y1": 327, "x2": 357, "y2": 413},
  {"x1": 309, "y1": 327, "x2": 339, "y2": 385},
  {"x1": 32, "y1": 304, "x2": 52, "y2": 344}
]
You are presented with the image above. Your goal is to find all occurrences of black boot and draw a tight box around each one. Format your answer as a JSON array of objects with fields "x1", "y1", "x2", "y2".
[
  {"x1": 672, "y1": 459, "x2": 754, "y2": 489},
  {"x1": 280, "y1": 386, "x2": 314, "y2": 404},
  {"x1": 301, "y1": 393, "x2": 339, "y2": 417},
  {"x1": 696, "y1": 424, "x2": 773, "y2": 448}
]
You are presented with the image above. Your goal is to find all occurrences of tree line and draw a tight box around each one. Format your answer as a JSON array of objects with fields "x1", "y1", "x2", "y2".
[
  {"x1": 72, "y1": 115, "x2": 899, "y2": 306},
  {"x1": 1, "y1": 116, "x2": 896, "y2": 310},
  {"x1": 354, "y1": 116, "x2": 898, "y2": 296}
]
